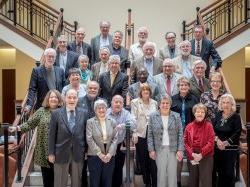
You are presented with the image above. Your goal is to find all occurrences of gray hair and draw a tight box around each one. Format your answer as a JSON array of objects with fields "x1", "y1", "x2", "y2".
[
  {"x1": 159, "y1": 94, "x2": 172, "y2": 106},
  {"x1": 99, "y1": 21, "x2": 111, "y2": 27},
  {"x1": 113, "y1": 30, "x2": 123, "y2": 39},
  {"x1": 178, "y1": 40, "x2": 191, "y2": 49},
  {"x1": 44, "y1": 48, "x2": 56, "y2": 57},
  {"x1": 112, "y1": 95, "x2": 124, "y2": 103},
  {"x1": 86, "y1": 81, "x2": 100, "y2": 89},
  {"x1": 142, "y1": 42, "x2": 155, "y2": 51},
  {"x1": 76, "y1": 27, "x2": 85, "y2": 34},
  {"x1": 57, "y1": 34, "x2": 68, "y2": 42},
  {"x1": 192, "y1": 59, "x2": 207, "y2": 70},
  {"x1": 137, "y1": 26, "x2": 149, "y2": 34},
  {"x1": 99, "y1": 46, "x2": 110, "y2": 55},
  {"x1": 218, "y1": 93, "x2": 236, "y2": 112},
  {"x1": 94, "y1": 99, "x2": 108, "y2": 111},
  {"x1": 108, "y1": 55, "x2": 121, "y2": 64},
  {"x1": 162, "y1": 58, "x2": 174, "y2": 66},
  {"x1": 177, "y1": 76, "x2": 190, "y2": 87},
  {"x1": 78, "y1": 55, "x2": 89, "y2": 64}
]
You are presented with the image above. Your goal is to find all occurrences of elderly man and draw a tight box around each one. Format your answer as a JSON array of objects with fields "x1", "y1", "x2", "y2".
[
  {"x1": 191, "y1": 25, "x2": 222, "y2": 78},
  {"x1": 154, "y1": 58, "x2": 181, "y2": 97},
  {"x1": 49, "y1": 88, "x2": 88, "y2": 187},
  {"x1": 130, "y1": 42, "x2": 162, "y2": 84},
  {"x1": 67, "y1": 27, "x2": 92, "y2": 65},
  {"x1": 91, "y1": 47, "x2": 110, "y2": 81},
  {"x1": 110, "y1": 30, "x2": 129, "y2": 73},
  {"x1": 54, "y1": 35, "x2": 79, "y2": 79},
  {"x1": 172, "y1": 40, "x2": 201, "y2": 79},
  {"x1": 91, "y1": 21, "x2": 112, "y2": 64},
  {"x1": 159, "y1": 32, "x2": 180, "y2": 60},
  {"x1": 190, "y1": 59, "x2": 210, "y2": 99},
  {"x1": 106, "y1": 95, "x2": 136, "y2": 187},
  {"x1": 25, "y1": 48, "x2": 65, "y2": 111},
  {"x1": 128, "y1": 67, "x2": 159, "y2": 101},
  {"x1": 129, "y1": 27, "x2": 158, "y2": 64},
  {"x1": 99, "y1": 55, "x2": 128, "y2": 105}
]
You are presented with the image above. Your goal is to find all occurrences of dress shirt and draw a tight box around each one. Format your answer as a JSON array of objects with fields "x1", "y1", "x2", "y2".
[
  {"x1": 144, "y1": 58, "x2": 154, "y2": 76},
  {"x1": 182, "y1": 59, "x2": 192, "y2": 79},
  {"x1": 100, "y1": 35, "x2": 110, "y2": 48},
  {"x1": 99, "y1": 62, "x2": 109, "y2": 75},
  {"x1": 99, "y1": 118, "x2": 107, "y2": 143},
  {"x1": 59, "y1": 51, "x2": 67, "y2": 71},
  {"x1": 162, "y1": 115, "x2": 170, "y2": 146}
]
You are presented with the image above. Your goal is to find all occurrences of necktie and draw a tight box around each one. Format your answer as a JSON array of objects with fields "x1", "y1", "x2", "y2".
[
  {"x1": 196, "y1": 40, "x2": 201, "y2": 56},
  {"x1": 198, "y1": 79, "x2": 204, "y2": 92},
  {"x1": 166, "y1": 76, "x2": 171, "y2": 96},
  {"x1": 181, "y1": 99, "x2": 186, "y2": 127},
  {"x1": 68, "y1": 110, "x2": 75, "y2": 132},
  {"x1": 76, "y1": 43, "x2": 81, "y2": 55}
]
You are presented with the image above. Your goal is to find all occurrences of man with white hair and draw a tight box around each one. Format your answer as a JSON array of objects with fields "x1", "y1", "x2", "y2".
[
  {"x1": 129, "y1": 26, "x2": 158, "y2": 64},
  {"x1": 99, "y1": 55, "x2": 129, "y2": 105},
  {"x1": 54, "y1": 34, "x2": 79, "y2": 79},
  {"x1": 67, "y1": 27, "x2": 92, "y2": 65},
  {"x1": 91, "y1": 21, "x2": 113, "y2": 64},
  {"x1": 130, "y1": 41, "x2": 162, "y2": 83},
  {"x1": 25, "y1": 48, "x2": 65, "y2": 111},
  {"x1": 172, "y1": 40, "x2": 201, "y2": 79}
]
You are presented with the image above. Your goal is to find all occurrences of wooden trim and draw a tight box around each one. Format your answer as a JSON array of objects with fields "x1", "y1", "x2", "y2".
[
  {"x1": 34, "y1": 0, "x2": 60, "y2": 14},
  {"x1": 200, "y1": 0, "x2": 226, "y2": 14},
  {"x1": 236, "y1": 99, "x2": 246, "y2": 103}
]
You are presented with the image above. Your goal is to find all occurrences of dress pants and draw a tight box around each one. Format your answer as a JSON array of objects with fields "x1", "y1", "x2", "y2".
[
  {"x1": 54, "y1": 151, "x2": 83, "y2": 187},
  {"x1": 155, "y1": 146, "x2": 177, "y2": 187},
  {"x1": 41, "y1": 161, "x2": 54, "y2": 187},
  {"x1": 88, "y1": 155, "x2": 115, "y2": 187},
  {"x1": 188, "y1": 156, "x2": 213, "y2": 187},
  {"x1": 136, "y1": 137, "x2": 157, "y2": 187},
  {"x1": 213, "y1": 148, "x2": 237, "y2": 187},
  {"x1": 112, "y1": 143, "x2": 126, "y2": 187}
]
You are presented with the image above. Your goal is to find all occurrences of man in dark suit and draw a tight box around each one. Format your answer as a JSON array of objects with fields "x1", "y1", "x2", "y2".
[
  {"x1": 54, "y1": 35, "x2": 79, "y2": 79},
  {"x1": 91, "y1": 21, "x2": 112, "y2": 64},
  {"x1": 130, "y1": 42, "x2": 162, "y2": 84},
  {"x1": 110, "y1": 30, "x2": 129, "y2": 73},
  {"x1": 25, "y1": 48, "x2": 65, "y2": 112},
  {"x1": 49, "y1": 88, "x2": 88, "y2": 187},
  {"x1": 67, "y1": 27, "x2": 92, "y2": 65},
  {"x1": 191, "y1": 25, "x2": 222, "y2": 78},
  {"x1": 99, "y1": 55, "x2": 129, "y2": 106}
]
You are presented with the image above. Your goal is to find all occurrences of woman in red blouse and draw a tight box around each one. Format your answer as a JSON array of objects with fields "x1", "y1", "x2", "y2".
[{"x1": 184, "y1": 103, "x2": 215, "y2": 187}]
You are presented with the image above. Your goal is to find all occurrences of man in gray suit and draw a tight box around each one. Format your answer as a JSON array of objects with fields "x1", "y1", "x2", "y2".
[
  {"x1": 159, "y1": 32, "x2": 180, "y2": 60},
  {"x1": 91, "y1": 21, "x2": 112, "y2": 64},
  {"x1": 54, "y1": 35, "x2": 79, "y2": 80},
  {"x1": 49, "y1": 89, "x2": 88, "y2": 187},
  {"x1": 154, "y1": 58, "x2": 181, "y2": 97},
  {"x1": 130, "y1": 42, "x2": 162, "y2": 84}
]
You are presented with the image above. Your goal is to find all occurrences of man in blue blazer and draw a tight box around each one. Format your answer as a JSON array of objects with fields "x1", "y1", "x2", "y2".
[{"x1": 190, "y1": 25, "x2": 222, "y2": 78}]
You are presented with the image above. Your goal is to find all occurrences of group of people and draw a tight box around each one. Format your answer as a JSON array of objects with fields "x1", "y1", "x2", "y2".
[{"x1": 9, "y1": 20, "x2": 242, "y2": 187}]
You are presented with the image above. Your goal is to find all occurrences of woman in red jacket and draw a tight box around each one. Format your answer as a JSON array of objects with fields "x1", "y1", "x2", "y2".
[{"x1": 184, "y1": 103, "x2": 215, "y2": 187}]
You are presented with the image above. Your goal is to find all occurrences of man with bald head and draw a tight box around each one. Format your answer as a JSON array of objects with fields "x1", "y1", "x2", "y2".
[
  {"x1": 67, "y1": 27, "x2": 92, "y2": 65},
  {"x1": 130, "y1": 42, "x2": 162, "y2": 84},
  {"x1": 91, "y1": 21, "x2": 113, "y2": 64}
]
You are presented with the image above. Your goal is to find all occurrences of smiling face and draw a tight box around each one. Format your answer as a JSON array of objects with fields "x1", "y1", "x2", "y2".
[
  {"x1": 162, "y1": 61, "x2": 174, "y2": 76},
  {"x1": 87, "y1": 82, "x2": 99, "y2": 99},
  {"x1": 194, "y1": 26, "x2": 204, "y2": 41},
  {"x1": 44, "y1": 51, "x2": 56, "y2": 68},
  {"x1": 95, "y1": 104, "x2": 107, "y2": 119},
  {"x1": 180, "y1": 42, "x2": 191, "y2": 56},
  {"x1": 194, "y1": 108, "x2": 206, "y2": 122},
  {"x1": 179, "y1": 81, "x2": 190, "y2": 96},
  {"x1": 79, "y1": 59, "x2": 89, "y2": 70},
  {"x1": 220, "y1": 97, "x2": 233, "y2": 113},
  {"x1": 166, "y1": 32, "x2": 176, "y2": 48},
  {"x1": 48, "y1": 91, "x2": 59, "y2": 109},
  {"x1": 111, "y1": 96, "x2": 124, "y2": 113},
  {"x1": 113, "y1": 32, "x2": 122, "y2": 46},
  {"x1": 65, "y1": 89, "x2": 78, "y2": 110},
  {"x1": 69, "y1": 73, "x2": 80, "y2": 86},
  {"x1": 143, "y1": 45, "x2": 154, "y2": 59},
  {"x1": 160, "y1": 98, "x2": 171, "y2": 113},
  {"x1": 138, "y1": 29, "x2": 148, "y2": 43},
  {"x1": 210, "y1": 75, "x2": 222, "y2": 91},
  {"x1": 109, "y1": 59, "x2": 120, "y2": 73},
  {"x1": 193, "y1": 63, "x2": 205, "y2": 78},
  {"x1": 100, "y1": 22, "x2": 110, "y2": 37},
  {"x1": 75, "y1": 28, "x2": 85, "y2": 43},
  {"x1": 99, "y1": 49, "x2": 110, "y2": 62}
]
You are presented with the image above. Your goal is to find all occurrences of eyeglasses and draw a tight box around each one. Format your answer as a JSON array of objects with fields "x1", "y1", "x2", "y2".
[
  {"x1": 211, "y1": 80, "x2": 221, "y2": 83},
  {"x1": 166, "y1": 37, "x2": 176, "y2": 39}
]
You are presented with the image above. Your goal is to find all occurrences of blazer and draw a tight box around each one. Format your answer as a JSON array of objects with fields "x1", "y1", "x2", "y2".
[
  {"x1": 130, "y1": 56, "x2": 163, "y2": 84},
  {"x1": 153, "y1": 73, "x2": 181, "y2": 97},
  {"x1": 86, "y1": 116, "x2": 118, "y2": 156},
  {"x1": 48, "y1": 107, "x2": 88, "y2": 164},
  {"x1": 110, "y1": 45, "x2": 129, "y2": 73},
  {"x1": 189, "y1": 76, "x2": 210, "y2": 99},
  {"x1": 99, "y1": 71, "x2": 129, "y2": 105},
  {"x1": 147, "y1": 110, "x2": 184, "y2": 152},
  {"x1": 91, "y1": 61, "x2": 102, "y2": 81},
  {"x1": 191, "y1": 37, "x2": 222, "y2": 77},
  {"x1": 54, "y1": 50, "x2": 79, "y2": 79},
  {"x1": 90, "y1": 34, "x2": 113, "y2": 64},
  {"x1": 26, "y1": 65, "x2": 65, "y2": 110},
  {"x1": 77, "y1": 96, "x2": 101, "y2": 119},
  {"x1": 128, "y1": 81, "x2": 160, "y2": 101},
  {"x1": 159, "y1": 45, "x2": 180, "y2": 60},
  {"x1": 67, "y1": 41, "x2": 92, "y2": 65}
]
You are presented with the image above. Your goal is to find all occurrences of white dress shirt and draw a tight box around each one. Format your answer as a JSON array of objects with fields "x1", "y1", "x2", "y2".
[{"x1": 161, "y1": 115, "x2": 170, "y2": 146}]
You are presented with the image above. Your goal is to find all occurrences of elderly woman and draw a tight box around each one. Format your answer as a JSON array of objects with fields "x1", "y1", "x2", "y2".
[
  {"x1": 212, "y1": 94, "x2": 242, "y2": 187},
  {"x1": 86, "y1": 99, "x2": 118, "y2": 187},
  {"x1": 78, "y1": 55, "x2": 93, "y2": 86},
  {"x1": 61, "y1": 67, "x2": 86, "y2": 98},
  {"x1": 200, "y1": 72, "x2": 225, "y2": 121},
  {"x1": 171, "y1": 76, "x2": 199, "y2": 187},
  {"x1": 147, "y1": 95, "x2": 183, "y2": 187},
  {"x1": 131, "y1": 83, "x2": 158, "y2": 187},
  {"x1": 184, "y1": 103, "x2": 215, "y2": 187},
  {"x1": 9, "y1": 90, "x2": 63, "y2": 187}
]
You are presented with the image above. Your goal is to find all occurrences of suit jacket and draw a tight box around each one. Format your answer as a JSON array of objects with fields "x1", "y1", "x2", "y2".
[
  {"x1": 128, "y1": 81, "x2": 160, "y2": 101},
  {"x1": 147, "y1": 110, "x2": 184, "y2": 152},
  {"x1": 48, "y1": 107, "x2": 88, "y2": 164},
  {"x1": 86, "y1": 116, "x2": 118, "y2": 156},
  {"x1": 189, "y1": 76, "x2": 210, "y2": 99},
  {"x1": 26, "y1": 65, "x2": 65, "y2": 110},
  {"x1": 159, "y1": 45, "x2": 180, "y2": 60},
  {"x1": 67, "y1": 41, "x2": 92, "y2": 64},
  {"x1": 54, "y1": 50, "x2": 79, "y2": 79},
  {"x1": 191, "y1": 37, "x2": 222, "y2": 77},
  {"x1": 99, "y1": 71, "x2": 129, "y2": 105},
  {"x1": 172, "y1": 55, "x2": 201, "y2": 78},
  {"x1": 90, "y1": 34, "x2": 113, "y2": 64},
  {"x1": 153, "y1": 73, "x2": 181, "y2": 97},
  {"x1": 91, "y1": 61, "x2": 103, "y2": 81},
  {"x1": 77, "y1": 96, "x2": 100, "y2": 119},
  {"x1": 110, "y1": 45, "x2": 129, "y2": 73},
  {"x1": 130, "y1": 56, "x2": 163, "y2": 84}
]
